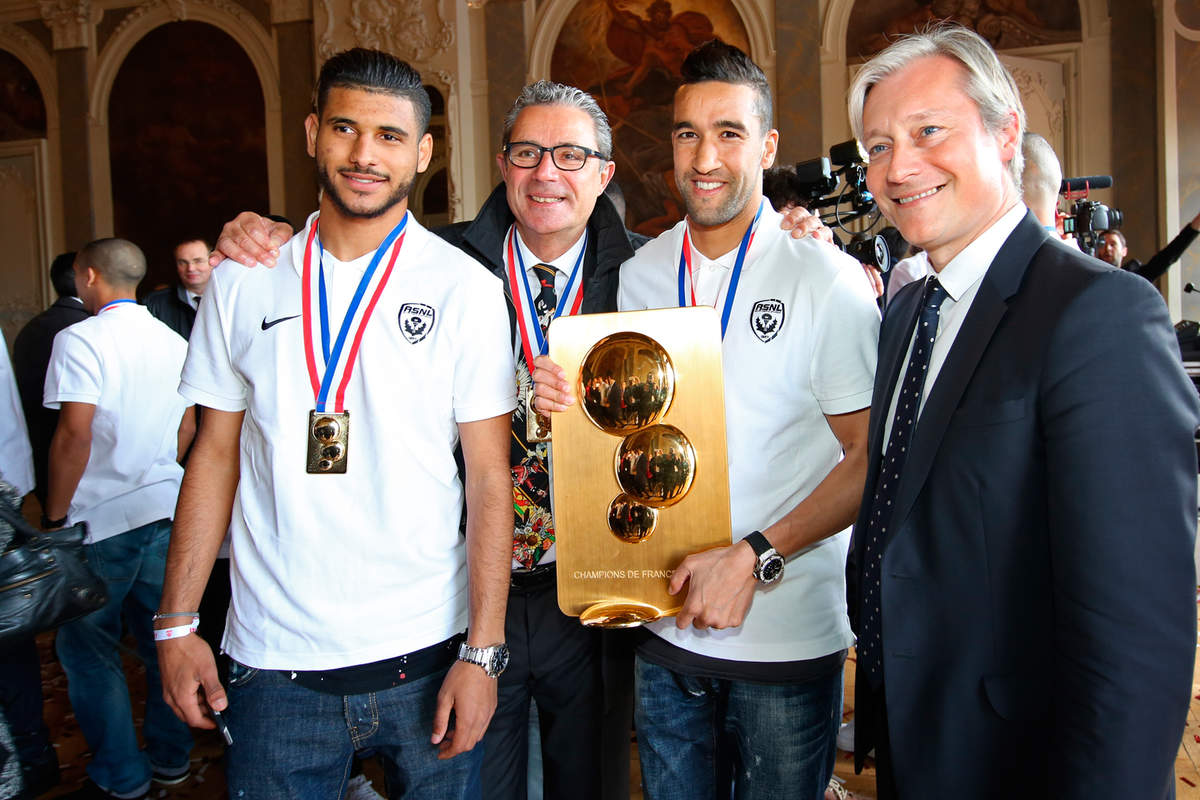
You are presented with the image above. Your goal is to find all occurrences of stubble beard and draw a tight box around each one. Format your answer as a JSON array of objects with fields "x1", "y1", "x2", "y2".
[
  {"x1": 317, "y1": 160, "x2": 414, "y2": 220},
  {"x1": 679, "y1": 172, "x2": 752, "y2": 229}
]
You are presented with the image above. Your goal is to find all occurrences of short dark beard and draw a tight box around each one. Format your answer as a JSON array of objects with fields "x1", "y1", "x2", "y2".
[{"x1": 316, "y1": 161, "x2": 414, "y2": 220}]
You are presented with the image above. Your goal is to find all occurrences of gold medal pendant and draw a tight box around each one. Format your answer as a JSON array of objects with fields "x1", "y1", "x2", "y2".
[
  {"x1": 526, "y1": 391, "x2": 552, "y2": 443},
  {"x1": 307, "y1": 410, "x2": 349, "y2": 474}
]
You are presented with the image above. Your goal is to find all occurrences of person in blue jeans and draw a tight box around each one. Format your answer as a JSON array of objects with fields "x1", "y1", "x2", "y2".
[
  {"x1": 533, "y1": 40, "x2": 878, "y2": 800},
  {"x1": 41, "y1": 237, "x2": 196, "y2": 799},
  {"x1": 55, "y1": 520, "x2": 194, "y2": 799}
]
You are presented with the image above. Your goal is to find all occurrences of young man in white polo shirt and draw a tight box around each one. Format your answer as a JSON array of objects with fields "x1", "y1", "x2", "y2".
[
  {"x1": 43, "y1": 237, "x2": 195, "y2": 800},
  {"x1": 155, "y1": 49, "x2": 515, "y2": 798},
  {"x1": 535, "y1": 41, "x2": 879, "y2": 799}
]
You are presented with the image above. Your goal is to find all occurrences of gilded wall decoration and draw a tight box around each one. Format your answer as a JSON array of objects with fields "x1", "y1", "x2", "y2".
[
  {"x1": 846, "y1": 0, "x2": 1081, "y2": 60},
  {"x1": 317, "y1": 0, "x2": 454, "y2": 63}
]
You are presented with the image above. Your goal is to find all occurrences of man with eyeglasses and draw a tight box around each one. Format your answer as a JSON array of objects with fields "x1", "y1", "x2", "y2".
[{"x1": 211, "y1": 78, "x2": 829, "y2": 800}]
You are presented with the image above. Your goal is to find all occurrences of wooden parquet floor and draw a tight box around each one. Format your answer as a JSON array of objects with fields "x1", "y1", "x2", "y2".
[{"x1": 29, "y1": 611, "x2": 1200, "y2": 800}]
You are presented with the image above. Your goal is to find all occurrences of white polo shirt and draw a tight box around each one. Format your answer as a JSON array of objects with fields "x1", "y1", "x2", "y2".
[
  {"x1": 180, "y1": 212, "x2": 517, "y2": 671},
  {"x1": 43, "y1": 303, "x2": 188, "y2": 543},
  {"x1": 618, "y1": 202, "x2": 880, "y2": 663}
]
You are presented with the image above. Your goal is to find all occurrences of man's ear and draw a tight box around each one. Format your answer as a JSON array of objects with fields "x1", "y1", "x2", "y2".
[
  {"x1": 761, "y1": 129, "x2": 779, "y2": 170},
  {"x1": 416, "y1": 132, "x2": 434, "y2": 174},
  {"x1": 304, "y1": 113, "x2": 319, "y2": 158},
  {"x1": 995, "y1": 110, "x2": 1020, "y2": 167}
]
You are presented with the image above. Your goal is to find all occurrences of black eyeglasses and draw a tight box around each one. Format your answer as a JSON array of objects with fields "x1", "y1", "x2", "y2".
[{"x1": 503, "y1": 142, "x2": 609, "y2": 171}]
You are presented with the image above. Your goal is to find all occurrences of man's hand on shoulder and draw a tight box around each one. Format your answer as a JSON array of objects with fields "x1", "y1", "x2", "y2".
[
  {"x1": 669, "y1": 540, "x2": 759, "y2": 631},
  {"x1": 431, "y1": 660, "x2": 497, "y2": 759},
  {"x1": 778, "y1": 204, "x2": 834, "y2": 245},
  {"x1": 209, "y1": 212, "x2": 294, "y2": 268}
]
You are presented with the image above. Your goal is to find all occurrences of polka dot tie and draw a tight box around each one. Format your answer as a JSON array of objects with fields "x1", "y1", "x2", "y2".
[{"x1": 858, "y1": 277, "x2": 947, "y2": 690}]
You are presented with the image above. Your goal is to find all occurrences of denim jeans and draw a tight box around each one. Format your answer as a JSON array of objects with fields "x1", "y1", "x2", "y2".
[
  {"x1": 224, "y1": 659, "x2": 481, "y2": 799},
  {"x1": 634, "y1": 654, "x2": 841, "y2": 800},
  {"x1": 55, "y1": 519, "x2": 193, "y2": 797}
]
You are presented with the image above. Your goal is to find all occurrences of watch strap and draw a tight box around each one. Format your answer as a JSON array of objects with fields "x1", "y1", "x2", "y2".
[{"x1": 743, "y1": 530, "x2": 773, "y2": 557}]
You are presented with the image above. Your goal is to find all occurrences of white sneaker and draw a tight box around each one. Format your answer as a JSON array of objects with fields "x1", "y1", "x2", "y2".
[
  {"x1": 836, "y1": 720, "x2": 855, "y2": 752},
  {"x1": 344, "y1": 774, "x2": 386, "y2": 800}
]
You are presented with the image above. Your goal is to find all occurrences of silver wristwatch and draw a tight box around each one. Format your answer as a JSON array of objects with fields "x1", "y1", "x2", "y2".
[
  {"x1": 744, "y1": 530, "x2": 785, "y2": 585},
  {"x1": 457, "y1": 641, "x2": 510, "y2": 678}
]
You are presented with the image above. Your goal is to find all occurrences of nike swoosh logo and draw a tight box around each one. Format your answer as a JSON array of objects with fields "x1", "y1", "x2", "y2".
[{"x1": 261, "y1": 314, "x2": 301, "y2": 331}]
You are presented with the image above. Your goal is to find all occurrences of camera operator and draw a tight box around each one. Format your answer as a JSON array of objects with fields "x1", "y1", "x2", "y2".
[{"x1": 1096, "y1": 209, "x2": 1200, "y2": 283}]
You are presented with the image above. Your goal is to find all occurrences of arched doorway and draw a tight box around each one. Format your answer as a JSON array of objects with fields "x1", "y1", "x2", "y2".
[{"x1": 107, "y1": 21, "x2": 268, "y2": 293}]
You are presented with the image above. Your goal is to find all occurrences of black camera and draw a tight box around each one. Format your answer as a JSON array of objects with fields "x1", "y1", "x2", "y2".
[
  {"x1": 1059, "y1": 175, "x2": 1122, "y2": 256},
  {"x1": 766, "y1": 140, "x2": 895, "y2": 271}
]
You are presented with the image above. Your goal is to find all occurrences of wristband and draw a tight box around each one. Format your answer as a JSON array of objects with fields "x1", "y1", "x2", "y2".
[
  {"x1": 41, "y1": 513, "x2": 68, "y2": 529},
  {"x1": 153, "y1": 618, "x2": 199, "y2": 641},
  {"x1": 152, "y1": 612, "x2": 200, "y2": 621}
]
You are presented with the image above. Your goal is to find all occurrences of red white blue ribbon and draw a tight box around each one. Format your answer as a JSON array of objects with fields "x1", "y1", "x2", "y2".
[
  {"x1": 677, "y1": 200, "x2": 763, "y2": 339},
  {"x1": 302, "y1": 214, "x2": 407, "y2": 413},
  {"x1": 504, "y1": 225, "x2": 586, "y2": 368},
  {"x1": 98, "y1": 299, "x2": 136, "y2": 314}
]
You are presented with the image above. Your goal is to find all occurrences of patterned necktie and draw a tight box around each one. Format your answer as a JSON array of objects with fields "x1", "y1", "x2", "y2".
[
  {"x1": 858, "y1": 277, "x2": 948, "y2": 690},
  {"x1": 532, "y1": 263, "x2": 557, "y2": 331},
  {"x1": 511, "y1": 263, "x2": 560, "y2": 569}
]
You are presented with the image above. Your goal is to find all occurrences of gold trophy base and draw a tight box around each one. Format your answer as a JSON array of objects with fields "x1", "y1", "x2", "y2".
[{"x1": 579, "y1": 600, "x2": 669, "y2": 628}]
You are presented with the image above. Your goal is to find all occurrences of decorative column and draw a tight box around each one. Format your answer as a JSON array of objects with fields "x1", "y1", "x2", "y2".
[
  {"x1": 40, "y1": 0, "x2": 97, "y2": 247},
  {"x1": 272, "y1": 0, "x2": 318, "y2": 224},
  {"x1": 774, "y1": 0, "x2": 823, "y2": 165}
]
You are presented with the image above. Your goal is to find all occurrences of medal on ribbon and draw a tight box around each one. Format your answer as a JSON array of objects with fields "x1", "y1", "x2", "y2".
[
  {"x1": 505, "y1": 225, "x2": 586, "y2": 442},
  {"x1": 677, "y1": 199, "x2": 763, "y2": 339},
  {"x1": 302, "y1": 214, "x2": 408, "y2": 473}
]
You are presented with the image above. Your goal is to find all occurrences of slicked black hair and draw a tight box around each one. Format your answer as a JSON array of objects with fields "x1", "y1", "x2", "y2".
[
  {"x1": 679, "y1": 39, "x2": 772, "y2": 132},
  {"x1": 312, "y1": 48, "x2": 432, "y2": 136},
  {"x1": 50, "y1": 251, "x2": 77, "y2": 298}
]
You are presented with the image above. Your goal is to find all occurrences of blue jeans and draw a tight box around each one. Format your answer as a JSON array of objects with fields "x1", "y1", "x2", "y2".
[
  {"x1": 634, "y1": 654, "x2": 841, "y2": 800},
  {"x1": 55, "y1": 519, "x2": 193, "y2": 796},
  {"x1": 224, "y1": 659, "x2": 482, "y2": 799}
]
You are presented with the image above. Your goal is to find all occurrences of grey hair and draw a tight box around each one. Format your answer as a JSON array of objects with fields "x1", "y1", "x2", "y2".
[
  {"x1": 847, "y1": 23, "x2": 1026, "y2": 187},
  {"x1": 501, "y1": 80, "x2": 613, "y2": 160}
]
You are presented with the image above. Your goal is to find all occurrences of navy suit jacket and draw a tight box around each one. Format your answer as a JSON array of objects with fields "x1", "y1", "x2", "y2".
[{"x1": 849, "y1": 211, "x2": 1200, "y2": 798}]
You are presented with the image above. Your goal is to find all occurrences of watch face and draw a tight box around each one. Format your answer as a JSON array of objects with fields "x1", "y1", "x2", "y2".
[
  {"x1": 759, "y1": 555, "x2": 784, "y2": 584},
  {"x1": 490, "y1": 645, "x2": 511, "y2": 677}
]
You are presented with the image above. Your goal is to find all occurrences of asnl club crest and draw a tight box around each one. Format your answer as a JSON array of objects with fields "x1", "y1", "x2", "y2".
[
  {"x1": 750, "y1": 299, "x2": 785, "y2": 343},
  {"x1": 399, "y1": 303, "x2": 436, "y2": 344}
]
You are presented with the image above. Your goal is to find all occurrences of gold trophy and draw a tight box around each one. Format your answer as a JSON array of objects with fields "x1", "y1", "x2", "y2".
[{"x1": 548, "y1": 306, "x2": 731, "y2": 627}]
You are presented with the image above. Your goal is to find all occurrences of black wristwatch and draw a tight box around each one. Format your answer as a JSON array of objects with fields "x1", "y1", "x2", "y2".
[
  {"x1": 744, "y1": 530, "x2": 784, "y2": 585},
  {"x1": 457, "y1": 641, "x2": 510, "y2": 678}
]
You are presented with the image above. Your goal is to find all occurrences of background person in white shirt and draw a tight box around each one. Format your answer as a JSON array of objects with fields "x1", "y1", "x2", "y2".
[{"x1": 43, "y1": 238, "x2": 195, "y2": 800}]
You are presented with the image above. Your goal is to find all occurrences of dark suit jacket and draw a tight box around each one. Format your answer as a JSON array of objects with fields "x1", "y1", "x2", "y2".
[
  {"x1": 436, "y1": 183, "x2": 633, "y2": 319},
  {"x1": 143, "y1": 286, "x2": 196, "y2": 340},
  {"x1": 849, "y1": 212, "x2": 1200, "y2": 798},
  {"x1": 12, "y1": 296, "x2": 89, "y2": 505}
]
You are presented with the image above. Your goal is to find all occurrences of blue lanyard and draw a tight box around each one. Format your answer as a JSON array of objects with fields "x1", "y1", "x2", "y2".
[
  {"x1": 677, "y1": 200, "x2": 763, "y2": 339},
  {"x1": 312, "y1": 214, "x2": 408, "y2": 410}
]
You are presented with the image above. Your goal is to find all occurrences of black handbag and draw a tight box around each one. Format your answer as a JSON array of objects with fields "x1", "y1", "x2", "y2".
[{"x1": 0, "y1": 502, "x2": 108, "y2": 643}]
